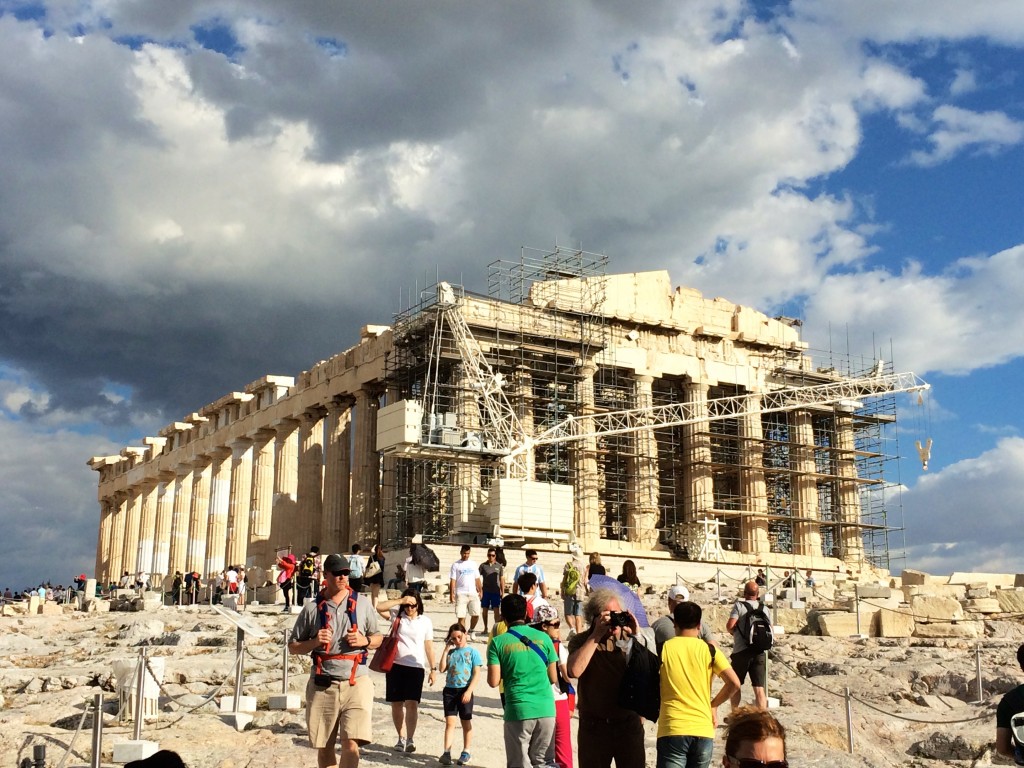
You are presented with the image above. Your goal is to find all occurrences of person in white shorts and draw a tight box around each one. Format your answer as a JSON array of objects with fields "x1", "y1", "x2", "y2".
[{"x1": 449, "y1": 545, "x2": 483, "y2": 638}]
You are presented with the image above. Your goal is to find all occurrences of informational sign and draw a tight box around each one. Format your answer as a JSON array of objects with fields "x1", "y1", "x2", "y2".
[{"x1": 213, "y1": 605, "x2": 269, "y2": 638}]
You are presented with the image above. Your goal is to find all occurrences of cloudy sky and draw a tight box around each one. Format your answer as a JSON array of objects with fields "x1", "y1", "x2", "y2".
[{"x1": 2, "y1": 0, "x2": 1023, "y2": 590}]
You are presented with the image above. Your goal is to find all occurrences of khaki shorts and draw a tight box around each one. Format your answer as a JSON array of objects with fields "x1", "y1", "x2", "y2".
[
  {"x1": 306, "y1": 674, "x2": 374, "y2": 747},
  {"x1": 456, "y1": 593, "x2": 481, "y2": 618}
]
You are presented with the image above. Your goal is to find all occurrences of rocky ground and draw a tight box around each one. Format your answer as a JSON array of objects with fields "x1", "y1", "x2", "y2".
[{"x1": 3, "y1": 589, "x2": 1023, "y2": 768}]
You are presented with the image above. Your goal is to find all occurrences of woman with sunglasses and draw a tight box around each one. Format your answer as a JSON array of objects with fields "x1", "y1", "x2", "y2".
[
  {"x1": 376, "y1": 588, "x2": 437, "y2": 754},
  {"x1": 721, "y1": 706, "x2": 787, "y2": 768},
  {"x1": 532, "y1": 604, "x2": 575, "y2": 768}
]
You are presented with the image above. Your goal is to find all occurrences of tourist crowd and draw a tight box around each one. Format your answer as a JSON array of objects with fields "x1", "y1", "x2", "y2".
[{"x1": 288, "y1": 545, "x2": 789, "y2": 768}]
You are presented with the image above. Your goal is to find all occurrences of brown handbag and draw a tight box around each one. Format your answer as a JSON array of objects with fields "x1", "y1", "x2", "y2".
[{"x1": 369, "y1": 617, "x2": 401, "y2": 673}]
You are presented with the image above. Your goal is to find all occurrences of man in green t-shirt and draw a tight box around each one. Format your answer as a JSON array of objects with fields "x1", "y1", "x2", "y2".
[{"x1": 487, "y1": 593, "x2": 558, "y2": 768}]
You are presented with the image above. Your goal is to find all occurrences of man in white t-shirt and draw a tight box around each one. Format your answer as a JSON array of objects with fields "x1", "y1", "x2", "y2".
[{"x1": 449, "y1": 545, "x2": 483, "y2": 637}]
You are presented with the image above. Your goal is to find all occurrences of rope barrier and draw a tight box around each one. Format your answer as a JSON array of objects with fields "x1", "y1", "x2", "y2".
[
  {"x1": 54, "y1": 698, "x2": 93, "y2": 768},
  {"x1": 770, "y1": 654, "x2": 993, "y2": 724},
  {"x1": 140, "y1": 651, "x2": 244, "y2": 732},
  {"x1": 144, "y1": 652, "x2": 239, "y2": 710}
]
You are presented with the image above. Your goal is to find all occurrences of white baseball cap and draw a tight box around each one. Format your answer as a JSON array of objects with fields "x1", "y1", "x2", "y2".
[{"x1": 668, "y1": 585, "x2": 690, "y2": 602}]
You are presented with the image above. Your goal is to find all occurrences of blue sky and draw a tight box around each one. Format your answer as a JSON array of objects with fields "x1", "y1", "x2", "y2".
[{"x1": 1, "y1": 0, "x2": 1023, "y2": 589}]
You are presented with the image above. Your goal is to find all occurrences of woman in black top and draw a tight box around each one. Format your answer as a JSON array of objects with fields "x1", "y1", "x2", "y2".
[
  {"x1": 584, "y1": 552, "x2": 605, "y2": 592},
  {"x1": 617, "y1": 559, "x2": 641, "y2": 593}
]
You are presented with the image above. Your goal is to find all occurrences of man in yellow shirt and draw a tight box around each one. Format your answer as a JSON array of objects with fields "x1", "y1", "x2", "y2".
[{"x1": 657, "y1": 602, "x2": 740, "y2": 768}]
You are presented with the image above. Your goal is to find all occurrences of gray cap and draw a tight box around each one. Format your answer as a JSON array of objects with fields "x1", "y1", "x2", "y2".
[{"x1": 322, "y1": 553, "x2": 350, "y2": 573}]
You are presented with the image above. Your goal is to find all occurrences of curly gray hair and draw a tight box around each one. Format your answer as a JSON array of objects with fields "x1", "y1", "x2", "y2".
[{"x1": 583, "y1": 587, "x2": 622, "y2": 626}]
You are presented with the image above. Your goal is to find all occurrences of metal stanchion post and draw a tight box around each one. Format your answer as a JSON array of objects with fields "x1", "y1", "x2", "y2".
[
  {"x1": 33, "y1": 745, "x2": 46, "y2": 768},
  {"x1": 716, "y1": 569, "x2": 722, "y2": 602},
  {"x1": 282, "y1": 629, "x2": 290, "y2": 694},
  {"x1": 855, "y1": 593, "x2": 862, "y2": 636},
  {"x1": 91, "y1": 693, "x2": 103, "y2": 768},
  {"x1": 844, "y1": 687, "x2": 854, "y2": 753},
  {"x1": 133, "y1": 647, "x2": 146, "y2": 741},
  {"x1": 233, "y1": 626, "x2": 245, "y2": 712},
  {"x1": 976, "y1": 644, "x2": 984, "y2": 703}
]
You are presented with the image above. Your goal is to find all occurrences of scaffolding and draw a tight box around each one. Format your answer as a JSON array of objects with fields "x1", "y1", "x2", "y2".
[{"x1": 379, "y1": 251, "x2": 907, "y2": 569}]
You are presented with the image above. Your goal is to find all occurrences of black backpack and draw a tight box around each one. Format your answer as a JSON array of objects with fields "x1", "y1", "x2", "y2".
[{"x1": 738, "y1": 600, "x2": 774, "y2": 652}]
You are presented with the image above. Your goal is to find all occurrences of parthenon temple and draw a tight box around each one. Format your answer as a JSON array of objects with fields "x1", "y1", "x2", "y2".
[{"x1": 90, "y1": 251, "x2": 907, "y2": 586}]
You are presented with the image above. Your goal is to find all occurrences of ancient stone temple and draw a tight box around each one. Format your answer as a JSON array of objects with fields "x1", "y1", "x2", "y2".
[{"x1": 90, "y1": 251, "x2": 916, "y2": 586}]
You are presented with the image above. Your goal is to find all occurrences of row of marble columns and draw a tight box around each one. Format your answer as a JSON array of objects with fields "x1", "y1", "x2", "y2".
[
  {"x1": 571, "y1": 372, "x2": 862, "y2": 559},
  {"x1": 95, "y1": 392, "x2": 382, "y2": 586}
]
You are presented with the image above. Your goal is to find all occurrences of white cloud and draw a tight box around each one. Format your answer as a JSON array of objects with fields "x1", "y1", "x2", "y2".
[
  {"x1": 901, "y1": 436, "x2": 1024, "y2": 572},
  {"x1": 802, "y1": 245, "x2": 1024, "y2": 376},
  {"x1": 949, "y1": 68, "x2": 978, "y2": 96},
  {"x1": 908, "y1": 105, "x2": 1024, "y2": 166},
  {"x1": 0, "y1": 412, "x2": 121, "y2": 589}
]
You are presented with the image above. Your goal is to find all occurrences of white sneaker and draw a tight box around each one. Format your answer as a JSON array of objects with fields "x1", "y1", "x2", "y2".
[{"x1": 395, "y1": 738, "x2": 407, "y2": 752}]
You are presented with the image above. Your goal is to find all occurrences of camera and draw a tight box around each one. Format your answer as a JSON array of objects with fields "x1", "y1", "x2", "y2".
[{"x1": 610, "y1": 611, "x2": 631, "y2": 627}]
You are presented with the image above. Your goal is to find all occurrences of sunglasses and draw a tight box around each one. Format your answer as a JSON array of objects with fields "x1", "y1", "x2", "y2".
[
  {"x1": 332, "y1": 570, "x2": 351, "y2": 577},
  {"x1": 727, "y1": 758, "x2": 788, "y2": 768},
  {"x1": 545, "y1": 621, "x2": 561, "y2": 628}
]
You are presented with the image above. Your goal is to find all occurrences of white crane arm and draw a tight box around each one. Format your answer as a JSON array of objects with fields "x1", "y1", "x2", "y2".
[{"x1": 505, "y1": 371, "x2": 929, "y2": 462}]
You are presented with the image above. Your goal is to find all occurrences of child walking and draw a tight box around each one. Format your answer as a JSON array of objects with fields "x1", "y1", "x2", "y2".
[{"x1": 438, "y1": 622, "x2": 483, "y2": 766}]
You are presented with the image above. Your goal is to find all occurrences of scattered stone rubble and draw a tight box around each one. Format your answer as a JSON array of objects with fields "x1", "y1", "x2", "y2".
[{"x1": 2, "y1": 568, "x2": 1023, "y2": 767}]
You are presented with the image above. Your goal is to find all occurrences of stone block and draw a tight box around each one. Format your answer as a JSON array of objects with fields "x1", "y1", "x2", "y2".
[
  {"x1": 901, "y1": 569, "x2": 931, "y2": 586},
  {"x1": 818, "y1": 612, "x2": 868, "y2": 637},
  {"x1": 220, "y1": 695, "x2": 257, "y2": 713},
  {"x1": 995, "y1": 589, "x2": 1024, "y2": 613},
  {"x1": 913, "y1": 621, "x2": 983, "y2": 639},
  {"x1": 878, "y1": 608, "x2": 915, "y2": 638},
  {"x1": 269, "y1": 693, "x2": 301, "y2": 711},
  {"x1": 113, "y1": 740, "x2": 159, "y2": 763},
  {"x1": 221, "y1": 595, "x2": 239, "y2": 611},
  {"x1": 910, "y1": 595, "x2": 964, "y2": 621},
  {"x1": 84, "y1": 599, "x2": 110, "y2": 613},
  {"x1": 39, "y1": 602, "x2": 62, "y2": 616},
  {"x1": 1015, "y1": 574, "x2": 1024, "y2": 589},
  {"x1": 966, "y1": 586, "x2": 991, "y2": 599},
  {"x1": 963, "y1": 598, "x2": 1001, "y2": 614},
  {"x1": 856, "y1": 584, "x2": 892, "y2": 599},
  {"x1": 949, "y1": 572, "x2": 1017, "y2": 589},
  {"x1": 28, "y1": 595, "x2": 41, "y2": 614}
]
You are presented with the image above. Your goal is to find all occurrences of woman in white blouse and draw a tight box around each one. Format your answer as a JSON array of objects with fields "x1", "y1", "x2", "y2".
[{"x1": 376, "y1": 588, "x2": 437, "y2": 754}]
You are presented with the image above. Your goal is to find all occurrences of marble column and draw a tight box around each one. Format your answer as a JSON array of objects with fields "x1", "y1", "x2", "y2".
[
  {"x1": 204, "y1": 448, "x2": 232, "y2": 577},
  {"x1": 185, "y1": 457, "x2": 211, "y2": 576},
  {"x1": 270, "y1": 420, "x2": 299, "y2": 552},
  {"x1": 683, "y1": 381, "x2": 714, "y2": 519},
  {"x1": 739, "y1": 397, "x2": 770, "y2": 555},
  {"x1": 379, "y1": 389, "x2": 399, "y2": 543},
  {"x1": 322, "y1": 399, "x2": 353, "y2": 553},
  {"x1": 121, "y1": 486, "x2": 143, "y2": 578},
  {"x1": 226, "y1": 438, "x2": 253, "y2": 568},
  {"x1": 454, "y1": 366, "x2": 482, "y2": 533},
  {"x1": 151, "y1": 473, "x2": 175, "y2": 579},
  {"x1": 573, "y1": 362, "x2": 601, "y2": 550},
  {"x1": 835, "y1": 415, "x2": 864, "y2": 562},
  {"x1": 791, "y1": 411, "x2": 822, "y2": 559},
  {"x1": 297, "y1": 410, "x2": 325, "y2": 550},
  {"x1": 627, "y1": 374, "x2": 660, "y2": 547},
  {"x1": 135, "y1": 482, "x2": 159, "y2": 580},
  {"x1": 108, "y1": 492, "x2": 127, "y2": 584},
  {"x1": 247, "y1": 429, "x2": 276, "y2": 567},
  {"x1": 350, "y1": 388, "x2": 381, "y2": 544},
  {"x1": 167, "y1": 464, "x2": 192, "y2": 577},
  {"x1": 95, "y1": 499, "x2": 114, "y2": 584}
]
